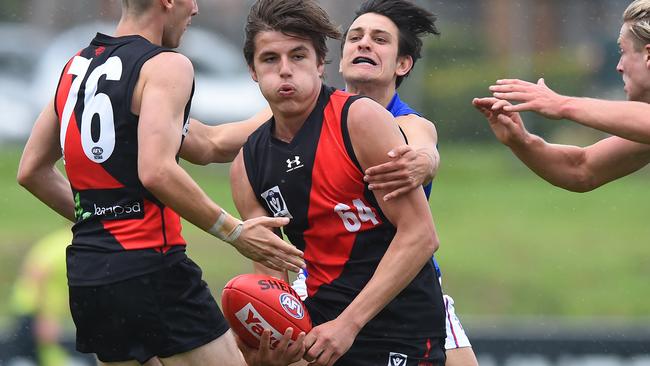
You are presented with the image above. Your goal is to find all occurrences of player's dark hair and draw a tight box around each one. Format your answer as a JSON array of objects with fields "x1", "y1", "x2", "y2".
[
  {"x1": 243, "y1": 0, "x2": 342, "y2": 68},
  {"x1": 121, "y1": 0, "x2": 153, "y2": 14},
  {"x1": 346, "y1": 0, "x2": 439, "y2": 88}
]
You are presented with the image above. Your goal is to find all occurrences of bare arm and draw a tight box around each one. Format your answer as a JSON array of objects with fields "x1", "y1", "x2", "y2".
[
  {"x1": 363, "y1": 114, "x2": 439, "y2": 201},
  {"x1": 137, "y1": 53, "x2": 303, "y2": 272},
  {"x1": 473, "y1": 97, "x2": 650, "y2": 192},
  {"x1": 180, "y1": 107, "x2": 272, "y2": 164},
  {"x1": 305, "y1": 99, "x2": 439, "y2": 365},
  {"x1": 17, "y1": 99, "x2": 75, "y2": 222},
  {"x1": 491, "y1": 78, "x2": 650, "y2": 144}
]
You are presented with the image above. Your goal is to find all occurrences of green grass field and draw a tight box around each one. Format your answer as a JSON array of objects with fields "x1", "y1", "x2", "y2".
[{"x1": 1, "y1": 143, "x2": 649, "y2": 321}]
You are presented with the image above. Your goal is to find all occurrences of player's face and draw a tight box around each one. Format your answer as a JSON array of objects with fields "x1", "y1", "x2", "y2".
[
  {"x1": 250, "y1": 31, "x2": 324, "y2": 117},
  {"x1": 340, "y1": 13, "x2": 412, "y2": 89},
  {"x1": 616, "y1": 23, "x2": 650, "y2": 102},
  {"x1": 162, "y1": 0, "x2": 198, "y2": 49}
]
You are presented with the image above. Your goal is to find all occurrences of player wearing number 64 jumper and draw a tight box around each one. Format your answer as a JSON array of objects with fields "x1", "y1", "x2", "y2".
[
  {"x1": 230, "y1": 1, "x2": 446, "y2": 365},
  {"x1": 17, "y1": 0, "x2": 305, "y2": 365}
]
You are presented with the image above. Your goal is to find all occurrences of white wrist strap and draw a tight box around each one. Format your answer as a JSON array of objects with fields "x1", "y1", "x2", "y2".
[{"x1": 208, "y1": 209, "x2": 243, "y2": 243}]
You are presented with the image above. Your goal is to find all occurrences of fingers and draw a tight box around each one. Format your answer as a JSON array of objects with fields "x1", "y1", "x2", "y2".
[
  {"x1": 495, "y1": 78, "x2": 531, "y2": 86},
  {"x1": 386, "y1": 144, "x2": 412, "y2": 158},
  {"x1": 259, "y1": 216, "x2": 290, "y2": 228},
  {"x1": 491, "y1": 91, "x2": 531, "y2": 103},
  {"x1": 382, "y1": 186, "x2": 412, "y2": 202}
]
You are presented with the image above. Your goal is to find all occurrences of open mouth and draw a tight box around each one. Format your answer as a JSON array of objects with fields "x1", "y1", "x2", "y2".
[{"x1": 352, "y1": 56, "x2": 377, "y2": 66}]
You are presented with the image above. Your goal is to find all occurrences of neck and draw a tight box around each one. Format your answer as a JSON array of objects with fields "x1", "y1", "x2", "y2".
[
  {"x1": 271, "y1": 89, "x2": 321, "y2": 144},
  {"x1": 346, "y1": 81, "x2": 396, "y2": 108},
  {"x1": 114, "y1": 12, "x2": 163, "y2": 46}
]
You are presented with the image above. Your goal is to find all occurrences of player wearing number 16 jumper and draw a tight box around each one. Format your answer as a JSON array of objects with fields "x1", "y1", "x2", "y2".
[{"x1": 17, "y1": 0, "x2": 305, "y2": 365}]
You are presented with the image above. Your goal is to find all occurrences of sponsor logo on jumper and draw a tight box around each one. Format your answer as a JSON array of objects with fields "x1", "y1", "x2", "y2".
[
  {"x1": 261, "y1": 186, "x2": 292, "y2": 218},
  {"x1": 93, "y1": 201, "x2": 142, "y2": 218},
  {"x1": 286, "y1": 155, "x2": 303, "y2": 172},
  {"x1": 235, "y1": 303, "x2": 286, "y2": 349},
  {"x1": 388, "y1": 352, "x2": 408, "y2": 366},
  {"x1": 279, "y1": 293, "x2": 304, "y2": 319}
]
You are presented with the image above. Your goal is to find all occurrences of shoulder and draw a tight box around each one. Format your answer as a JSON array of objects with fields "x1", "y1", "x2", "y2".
[
  {"x1": 142, "y1": 52, "x2": 194, "y2": 81},
  {"x1": 347, "y1": 97, "x2": 395, "y2": 133}
]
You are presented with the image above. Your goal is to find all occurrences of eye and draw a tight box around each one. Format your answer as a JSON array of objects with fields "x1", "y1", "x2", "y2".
[
  {"x1": 263, "y1": 55, "x2": 277, "y2": 63},
  {"x1": 375, "y1": 37, "x2": 387, "y2": 43},
  {"x1": 348, "y1": 35, "x2": 361, "y2": 42},
  {"x1": 293, "y1": 54, "x2": 306, "y2": 61}
]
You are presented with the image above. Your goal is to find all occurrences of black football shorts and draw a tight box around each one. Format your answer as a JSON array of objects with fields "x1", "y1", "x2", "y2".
[{"x1": 69, "y1": 257, "x2": 229, "y2": 363}]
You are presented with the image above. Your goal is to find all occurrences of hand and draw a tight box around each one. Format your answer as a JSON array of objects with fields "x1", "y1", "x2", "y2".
[
  {"x1": 489, "y1": 78, "x2": 566, "y2": 119},
  {"x1": 303, "y1": 319, "x2": 357, "y2": 366},
  {"x1": 236, "y1": 328, "x2": 306, "y2": 366},
  {"x1": 364, "y1": 145, "x2": 433, "y2": 201},
  {"x1": 232, "y1": 216, "x2": 305, "y2": 272},
  {"x1": 472, "y1": 97, "x2": 530, "y2": 147}
]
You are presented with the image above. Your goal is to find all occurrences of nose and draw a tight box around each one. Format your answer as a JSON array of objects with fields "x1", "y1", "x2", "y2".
[
  {"x1": 279, "y1": 56, "x2": 292, "y2": 77},
  {"x1": 616, "y1": 56, "x2": 623, "y2": 74},
  {"x1": 357, "y1": 34, "x2": 371, "y2": 51}
]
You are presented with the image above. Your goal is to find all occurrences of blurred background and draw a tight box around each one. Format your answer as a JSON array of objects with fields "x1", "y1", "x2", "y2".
[{"x1": 0, "y1": 0, "x2": 649, "y2": 365}]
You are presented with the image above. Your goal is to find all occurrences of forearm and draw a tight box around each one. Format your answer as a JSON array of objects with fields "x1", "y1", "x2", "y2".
[
  {"x1": 508, "y1": 134, "x2": 595, "y2": 192},
  {"x1": 183, "y1": 109, "x2": 272, "y2": 164},
  {"x1": 141, "y1": 161, "x2": 231, "y2": 232},
  {"x1": 561, "y1": 97, "x2": 650, "y2": 144},
  {"x1": 337, "y1": 225, "x2": 436, "y2": 332},
  {"x1": 18, "y1": 166, "x2": 75, "y2": 222}
]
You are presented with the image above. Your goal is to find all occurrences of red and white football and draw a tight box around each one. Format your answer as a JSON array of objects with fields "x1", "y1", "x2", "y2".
[{"x1": 222, "y1": 273, "x2": 312, "y2": 349}]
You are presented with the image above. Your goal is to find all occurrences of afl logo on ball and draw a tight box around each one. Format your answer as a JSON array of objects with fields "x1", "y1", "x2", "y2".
[{"x1": 279, "y1": 293, "x2": 304, "y2": 319}]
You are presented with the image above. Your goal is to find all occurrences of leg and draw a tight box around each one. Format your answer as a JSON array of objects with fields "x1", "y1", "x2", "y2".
[
  {"x1": 158, "y1": 330, "x2": 245, "y2": 366},
  {"x1": 445, "y1": 347, "x2": 478, "y2": 366}
]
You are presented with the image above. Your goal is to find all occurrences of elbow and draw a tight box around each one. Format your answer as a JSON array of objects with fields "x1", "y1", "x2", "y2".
[
  {"x1": 17, "y1": 162, "x2": 37, "y2": 190},
  {"x1": 558, "y1": 169, "x2": 600, "y2": 193},
  {"x1": 139, "y1": 164, "x2": 167, "y2": 193}
]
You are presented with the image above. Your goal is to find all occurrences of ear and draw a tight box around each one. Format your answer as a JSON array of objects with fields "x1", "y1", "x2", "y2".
[
  {"x1": 160, "y1": 0, "x2": 173, "y2": 10},
  {"x1": 338, "y1": 58, "x2": 343, "y2": 73},
  {"x1": 645, "y1": 44, "x2": 650, "y2": 67},
  {"x1": 395, "y1": 55, "x2": 413, "y2": 77},
  {"x1": 249, "y1": 65, "x2": 258, "y2": 83},
  {"x1": 318, "y1": 61, "x2": 325, "y2": 79}
]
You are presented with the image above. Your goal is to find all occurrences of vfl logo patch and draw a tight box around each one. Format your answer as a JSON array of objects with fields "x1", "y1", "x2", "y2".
[
  {"x1": 388, "y1": 352, "x2": 408, "y2": 366},
  {"x1": 234, "y1": 303, "x2": 286, "y2": 349},
  {"x1": 261, "y1": 186, "x2": 293, "y2": 218},
  {"x1": 279, "y1": 293, "x2": 304, "y2": 319},
  {"x1": 286, "y1": 155, "x2": 304, "y2": 172}
]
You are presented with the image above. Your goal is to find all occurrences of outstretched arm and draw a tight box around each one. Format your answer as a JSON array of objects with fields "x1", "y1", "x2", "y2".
[
  {"x1": 364, "y1": 114, "x2": 439, "y2": 201},
  {"x1": 473, "y1": 97, "x2": 650, "y2": 192},
  {"x1": 490, "y1": 78, "x2": 650, "y2": 144},
  {"x1": 180, "y1": 107, "x2": 272, "y2": 164}
]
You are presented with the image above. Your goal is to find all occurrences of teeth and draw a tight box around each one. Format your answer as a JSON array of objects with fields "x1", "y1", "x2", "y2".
[{"x1": 353, "y1": 57, "x2": 376, "y2": 65}]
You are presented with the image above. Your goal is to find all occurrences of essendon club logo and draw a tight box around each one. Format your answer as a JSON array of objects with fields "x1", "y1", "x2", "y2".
[
  {"x1": 261, "y1": 186, "x2": 292, "y2": 218},
  {"x1": 279, "y1": 293, "x2": 304, "y2": 320},
  {"x1": 235, "y1": 303, "x2": 286, "y2": 349}
]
